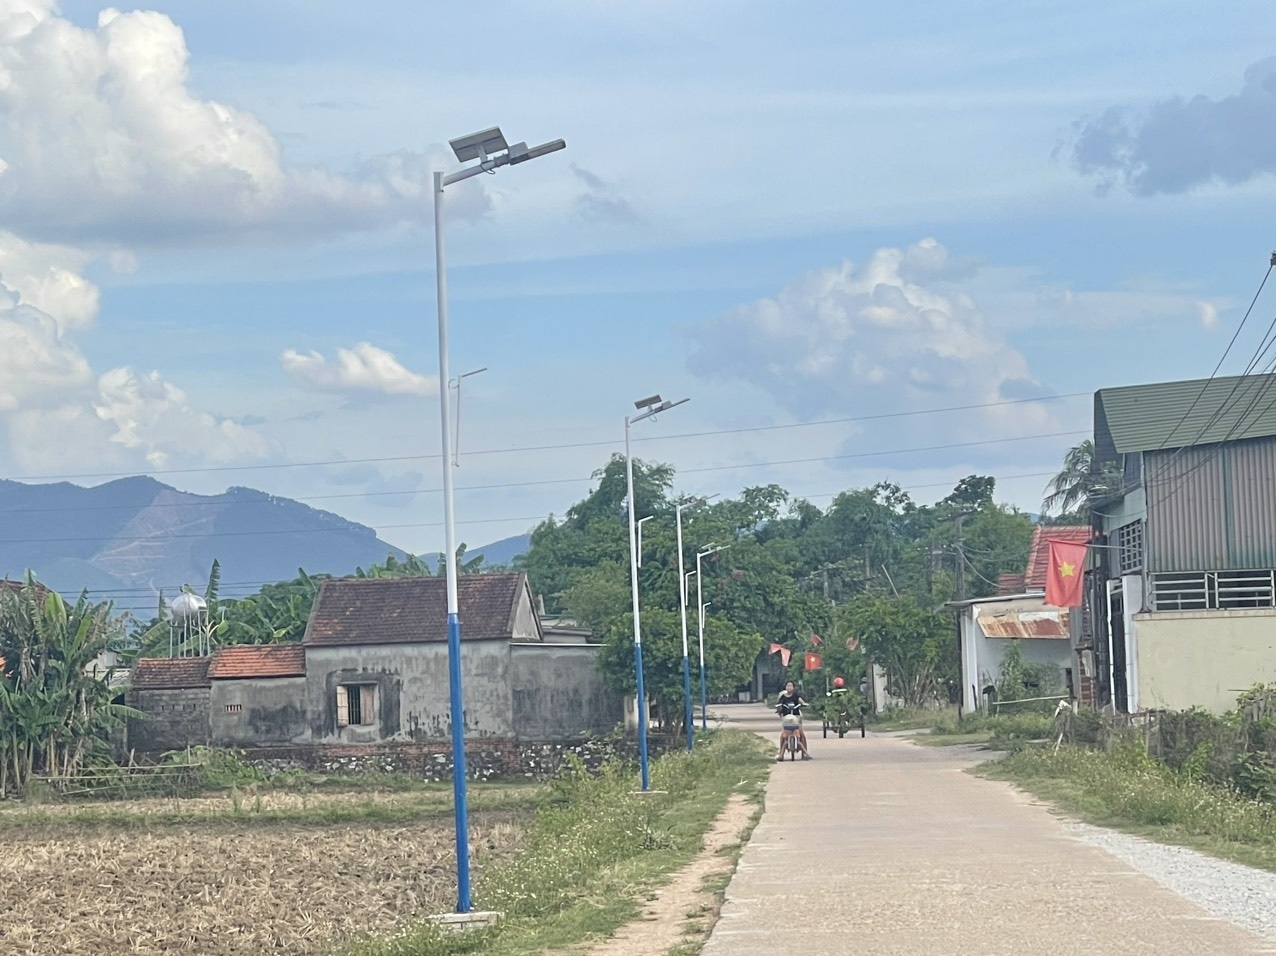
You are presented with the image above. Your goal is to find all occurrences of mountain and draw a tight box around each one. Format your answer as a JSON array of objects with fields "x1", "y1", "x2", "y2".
[
  {"x1": 464, "y1": 533, "x2": 531, "y2": 569},
  {"x1": 0, "y1": 477, "x2": 407, "y2": 613}
]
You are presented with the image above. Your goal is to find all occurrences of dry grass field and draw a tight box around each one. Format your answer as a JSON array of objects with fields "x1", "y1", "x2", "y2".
[{"x1": 0, "y1": 793, "x2": 528, "y2": 955}]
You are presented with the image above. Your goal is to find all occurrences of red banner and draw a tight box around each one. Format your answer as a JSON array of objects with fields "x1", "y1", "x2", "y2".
[
  {"x1": 809, "y1": 633, "x2": 823, "y2": 646},
  {"x1": 804, "y1": 652, "x2": 822, "y2": 671},
  {"x1": 769, "y1": 643, "x2": 792, "y2": 667},
  {"x1": 1044, "y1": 539, "x2": 1088, "y2": 608}
]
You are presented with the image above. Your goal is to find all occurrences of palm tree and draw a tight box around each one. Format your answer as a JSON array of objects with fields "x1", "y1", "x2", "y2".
[{"x1": 1041, "y1": 440, "x2": 1123, "y2": 517}]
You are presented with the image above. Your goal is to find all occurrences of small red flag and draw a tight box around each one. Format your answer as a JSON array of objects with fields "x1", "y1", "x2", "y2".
[
  {"x1": 1044, "y1": 539, "x2": 1087, "y2": 608},
  {"x1": 804, "y1": 652, "x2": 822, "y2": 671},
  {"x1": 809, "y1": 633, "x2": 823, "y2": 646}
]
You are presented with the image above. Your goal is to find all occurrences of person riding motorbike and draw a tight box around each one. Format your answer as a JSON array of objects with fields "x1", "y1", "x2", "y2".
[{"x1": 775, "y1": 680, "x2": 812, "y2": 761}]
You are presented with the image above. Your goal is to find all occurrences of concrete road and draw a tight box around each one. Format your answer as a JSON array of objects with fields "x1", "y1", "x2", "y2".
[{"x1": 704, "y1": 706, "x2": 1273, "y2": 955}]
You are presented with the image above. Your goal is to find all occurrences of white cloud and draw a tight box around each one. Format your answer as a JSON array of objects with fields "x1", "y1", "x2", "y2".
[
  {"x1": 0, "y1": 4, "x2": 488, "y2": 245},
  {"x1": 92, "y1": 366, "x2": 275, "y2": 468},
  {"x1": 1197, "y1": 301, "x2": 1221, "y2": 330},
  {"x1": 0, "y1": 300, "x2": 94, "y2": 410},
  {"x1": 686, "y1": 238, "x2": 1061, "y2": 453},
  {"x1": 281, "y1": 342, "x2": 435, "y2": 397}
]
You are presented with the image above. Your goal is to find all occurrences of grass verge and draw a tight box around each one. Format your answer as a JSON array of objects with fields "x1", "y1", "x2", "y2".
[
  {"x1": 0, "y1": 784, "x2": 543, "y2": 831},
  {"x1": 345, "y1": 730, "x2": 771, "y2": 956},
  {"x1": 980, "y1": 744, "x2": 1276, "y2": 872}
]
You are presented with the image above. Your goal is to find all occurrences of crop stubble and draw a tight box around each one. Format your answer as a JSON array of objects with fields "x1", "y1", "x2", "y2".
[{"x1": 0, "y1": 814, "x2": 523, "y2": 955}]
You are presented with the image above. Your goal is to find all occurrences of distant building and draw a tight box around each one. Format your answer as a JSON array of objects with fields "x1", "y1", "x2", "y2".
[
  {"x1": 127, "y1": 572, "x2": 622, "y2": 759},
  {"x1": 951, "y1": 526, "x2": 1088, "y2": 713}
]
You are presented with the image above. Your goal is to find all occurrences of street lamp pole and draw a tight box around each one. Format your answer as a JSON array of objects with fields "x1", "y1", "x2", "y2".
[
  {"x1": 433, "y1": 126, "x2": 564, "y2": 914},
  {"x1": 695, "y1": 544, "x2": 729, "y2": 730},
  {"x1": 675, "y1": 502, "x2": 694, "y2": 752},
  {"x1": 675, "y1": 495, "x2": 716, "y2": 751},
  {"x1": 626, "y1": 394, "x2": 688, "y2": 791}
]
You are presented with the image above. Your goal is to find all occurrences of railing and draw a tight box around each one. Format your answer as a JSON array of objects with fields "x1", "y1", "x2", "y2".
[{"x1": 1151, "y1": 569, "x2": 1276, "y2": 611}]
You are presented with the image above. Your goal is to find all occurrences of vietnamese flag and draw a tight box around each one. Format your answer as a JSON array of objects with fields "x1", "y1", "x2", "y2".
[
  {"x1": 804, "y1": 652, "x2": 822, "y2": 671},
  {"x1": 809, "y1": 633, "x2": 823, "y2": 646},
  {"x1": 1044, "y1": 539, "x2": 1088, "y2": 608}
]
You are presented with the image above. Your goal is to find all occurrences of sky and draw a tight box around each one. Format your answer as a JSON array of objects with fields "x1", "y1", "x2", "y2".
[{"x1": 3, "y1": 0, "x2": 1276, "y2": 595}]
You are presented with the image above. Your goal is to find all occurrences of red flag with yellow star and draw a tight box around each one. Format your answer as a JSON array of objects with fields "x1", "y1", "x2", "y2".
[{"x1": 1044, "y1": 539, "x2": 1087, "y2": 607}]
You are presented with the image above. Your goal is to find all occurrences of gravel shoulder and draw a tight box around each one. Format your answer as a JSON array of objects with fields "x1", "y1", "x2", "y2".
[{"x1": 1067, "y1": 821, "x2": 1276, "y2": 945}]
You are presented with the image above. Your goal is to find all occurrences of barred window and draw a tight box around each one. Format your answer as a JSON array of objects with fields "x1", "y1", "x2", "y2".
[
  {"x1": 1151, "y1": 569, "x2": 1276, "y2": 611},
  {"x1": 1115, "y1": 521, "x2": 1144, "y2": 575}
]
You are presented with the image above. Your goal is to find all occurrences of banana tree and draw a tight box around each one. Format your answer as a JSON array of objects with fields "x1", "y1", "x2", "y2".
[{"x1": 0, "y1": 574, "x2": 134, "y2": 793}]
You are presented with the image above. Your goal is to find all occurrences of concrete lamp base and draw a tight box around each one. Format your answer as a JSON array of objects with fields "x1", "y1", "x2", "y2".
[{"x1": 429, "y1": 911, "x2": 502, "y2": 933}]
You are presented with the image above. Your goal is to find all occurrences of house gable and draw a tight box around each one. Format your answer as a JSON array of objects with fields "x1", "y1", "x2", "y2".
[{"x1": 302, "y1": 572, "x2": 541, "y2": 647}]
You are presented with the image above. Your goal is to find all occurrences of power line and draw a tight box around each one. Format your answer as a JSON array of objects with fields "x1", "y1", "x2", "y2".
[
  {"x1": 0, "y1": 392, "x2": 1088, "y2": 485},
  {"x1": 1155, "y1": 257, "x2": 1274, "y2": 453},
  {"x1": 0, "y1": 431, "x2": 1085, "y2": 518},
  {"x1": 53, "y1": 470, "x2": 1071, "y2": 598}
]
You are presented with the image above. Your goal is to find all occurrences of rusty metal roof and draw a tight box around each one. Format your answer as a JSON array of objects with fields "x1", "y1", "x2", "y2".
[{"x1": 976, "y1": 599, "x2": 1070, "y2": 640}]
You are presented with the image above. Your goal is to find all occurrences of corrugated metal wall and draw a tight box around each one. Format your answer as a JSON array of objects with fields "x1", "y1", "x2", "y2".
[
  {"x1": 1227, "y1": 440, "x2": 1276, "y2": 568},
  {"x1": 1145, "y1": 439, "x2": 1276, "y2": 572}
]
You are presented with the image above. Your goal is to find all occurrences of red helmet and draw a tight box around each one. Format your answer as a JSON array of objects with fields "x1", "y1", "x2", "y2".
[{"x1": 832, "y1": 676, "x2": 846, "y2": 688}]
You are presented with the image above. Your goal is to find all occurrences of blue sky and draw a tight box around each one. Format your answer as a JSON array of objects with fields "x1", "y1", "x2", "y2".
[{"x1": 3, "y1": 1, "x2": 1276, "y2": 592}]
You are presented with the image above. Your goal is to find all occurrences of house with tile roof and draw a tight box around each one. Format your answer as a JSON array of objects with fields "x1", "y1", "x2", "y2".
[
  {"x1": 950, "y1": 526, "x2": 1088, "y2": 714},
  {"x1": 127, "y1": 572, "x2": 622, "y2": 758},
  {"x1": 1085, "y1": 373, "x2": 1276, "y2": 714}
]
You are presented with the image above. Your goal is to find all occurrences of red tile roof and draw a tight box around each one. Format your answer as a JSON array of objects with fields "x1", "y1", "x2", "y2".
[
  {"x1": 208, "y1": 644, "x2": 306, "y2": 680},
  {"x1": 997, "y1": 573, "x2": 1027, "y2": 595},
  {"x1": 1024, "y1": 525, "x2": 1092, "y2": 590},
  {"x1": 131, "y1": 656, "x2": 212, "y2": 690},
  {"x1": 303, "y1": 572, "x2": 539, "y2": 647}
]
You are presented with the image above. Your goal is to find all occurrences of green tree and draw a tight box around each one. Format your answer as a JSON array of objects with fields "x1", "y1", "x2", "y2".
[
  {"x1": 0, "y1": 574, "x2": 134, "y2": 793},
  {"x1": 596, "y1": 607, "x2": 761, "y2": 735},
  {"x1": 842, "y1": 593, "x2": 952, "y2": 706}
]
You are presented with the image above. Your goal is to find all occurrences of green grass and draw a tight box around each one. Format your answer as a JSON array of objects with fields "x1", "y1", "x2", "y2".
[
  {"x1": 914, "y1": 731, "x2": 996, "y2": 747},
  {"x1": 869, "y1": 706, "x2": 954, "y2": 731},
  {"x1": 981, "y1": 744, "x2": 1276, "y2": 872},
  {"x1": 0, "y1": 783, "x2": 543, "y2": 831},
  {"x1": 344, "y1": 731, "x2": 771, "y2": 956}
]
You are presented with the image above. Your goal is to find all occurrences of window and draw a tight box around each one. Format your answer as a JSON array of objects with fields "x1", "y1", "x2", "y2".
[
  {"x1": 1151, "y1": 569, "x2": 1276, "y2": 611},
  {"x1": 1115, "y1": 521, "x2": 1144, "y2": 575},
  {"x1": 224, "y1": 703, "x2": 243, "y2": 714},
  {"x1": 336, "y1": 684, "x2": 377, "y2": 727}
]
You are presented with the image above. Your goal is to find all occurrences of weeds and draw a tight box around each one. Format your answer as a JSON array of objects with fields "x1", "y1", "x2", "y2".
[
  {"x1": 983, "y1": 745, "x2": 1276, "y2": 860},
  {"x1": 347, "y1": 730, "x2": 769, "y2": 956}
]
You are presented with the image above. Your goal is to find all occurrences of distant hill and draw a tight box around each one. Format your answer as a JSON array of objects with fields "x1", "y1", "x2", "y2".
[
  {"x1": 464, "y1": 533, "x2": 531, "y2": 569},
  {"x1": 0, "y1": 477, "x2": 407, "y2": 613}
]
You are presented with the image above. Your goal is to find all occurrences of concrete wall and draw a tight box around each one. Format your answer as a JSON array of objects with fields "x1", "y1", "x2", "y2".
[
  {"x1": 210, "y1": 677, "x2": 308, "y2": 746},
  {"x1": 1134, "y1": 608, "x2": 1276, "y2": 713},
  {"x1": 128, "y1": 688, "x2": 210, "y2": 752},
  {"x1": 510, "y1": 644, "x2": 622, "y2": 738},
  {"x1": 304, "y1": 640, "x2": 513, "y2": 743},
  {"x1": 511, "y1": 589, "x2": 541, "y2": 642}
]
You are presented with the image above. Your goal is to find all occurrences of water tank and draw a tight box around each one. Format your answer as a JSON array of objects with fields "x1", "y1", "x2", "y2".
[{"x1": 170, "y1": 592, "x2": 207, "y2": 621}]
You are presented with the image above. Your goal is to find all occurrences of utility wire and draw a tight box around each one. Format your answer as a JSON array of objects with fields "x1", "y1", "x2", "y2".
[
  {"x1": 0, "y1": 392, "x2": 1088, "y2": 485},
  {"x1": 0, "y1": 432, "x2": 1085, "y2": 519}
]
